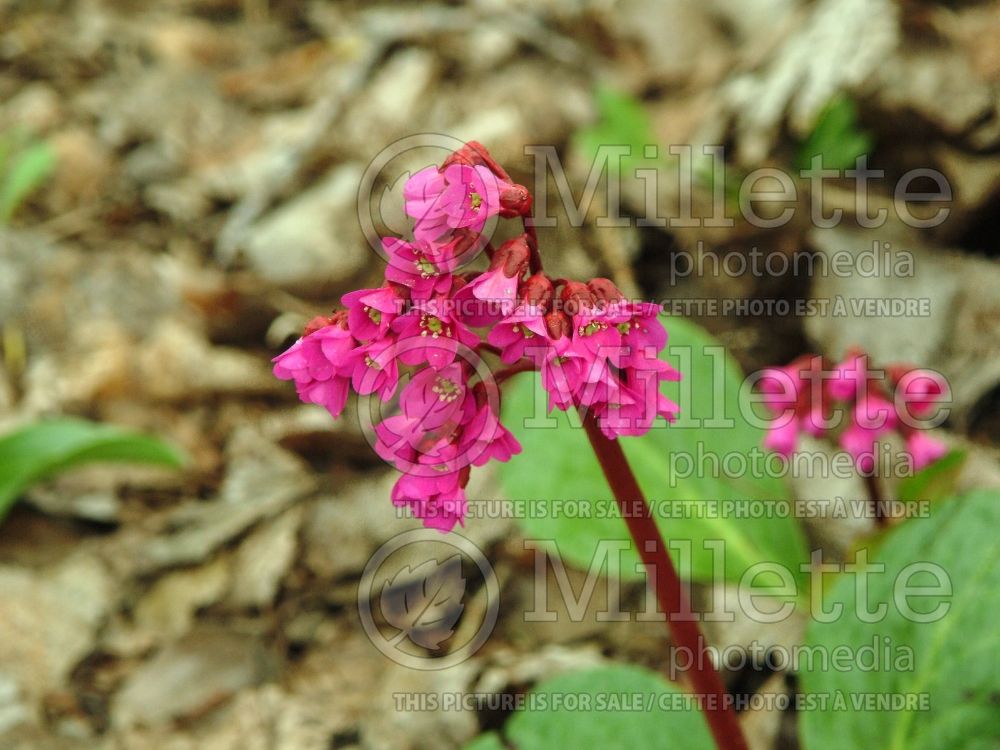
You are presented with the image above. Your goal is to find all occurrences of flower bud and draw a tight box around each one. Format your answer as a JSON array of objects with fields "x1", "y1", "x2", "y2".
[
  {"x1": 588, "y1": 277, "x2": 624, "y2": 305},
  {"x1": 438, "y1": 228, "x2": 483, "y2": 261},
  {"x1": 558, "y1": 280, "x2": 596, "y2": 316},
  {"x1": 521, "y1": 272, "x2": 554, "y2": 309},
  {"x1": 442, "y1": 141, "x2": 493, "y2": 170},
  {"x1": 491, "y1": 235, "x2": 532, "y2": 279},
  {"x1": 499, "y1": 184, "x2": 532, "y2": 217},
  {"x1": 544, "y1": 310, "x2": 572, "y2": 340},
  {"x1": 303, "y1": 315, "x2": 335, "y2": 337}
]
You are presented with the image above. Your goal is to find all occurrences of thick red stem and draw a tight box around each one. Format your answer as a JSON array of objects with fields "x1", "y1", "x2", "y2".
[{"x1": 580, "y1": 413, "x2": 750, "y2": 750}]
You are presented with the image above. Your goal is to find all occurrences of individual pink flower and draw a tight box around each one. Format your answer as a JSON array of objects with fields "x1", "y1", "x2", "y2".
[
  {"x1": 342, "y1": 285, "x2": 405, "y2": 341},
  {"x1": 540, "y1": 351, "x2": 587, "y2": 411},
  {"x1": 757, "y1": 365, "x2": 802, "y2": 413},
  {"x1": 374, "y1": 414, "x2": 422, "y2": 470},
  {"x1": 852, "y1": 392, "x2": 897, "y2": 432},
  {"x1": 618, "y1": 302, "x2": 668, "y2": 369},
  {"x1": 763, "y1": 418, "x2": 800, "y2": 456},
  {"x1": 346, "y1": 335, "x2": 400, "y2": 400},
  {"x1": 757, "y1": 356, "x2": 832, "y2": 453},
  {"x1": 574, "y1": 356, "x2": 625, "y2": 408},
  {"x1": 382, "y1": 237, "x2": 456, "y2": 300},
  {"x1": 391, "y1": 298, "x2": 480, "y2": 370},
  {"x1": 272, "y1": 316, "x2": 355, "y2": 418},
  {"x1": 392, "y1": 475, "x2": 467, "y2": 532},
  {"x1": 488, "y1": 303, "x2": 548, "y2": 364},
  {"x1": 404, "y1": 164, "x2": 512, "y2": 243},
  {"x1": 458, "y1": 396, "x2": 522, "y2": 467},
  {"x1": 469, "y1": 235, "x2": 532, "y2": 316},
  {"x1": 596, "y1": 374, "x2": 678, "y2": 439},
  {"x1": 891, "y1": 366, "x2": 946, "y2": 418},
  {"x1": 906, "y1": 430, "x2": 948, "y2": 470},
  {"x1": 840, "y1": 423, "x2": 878, "y2": 473},
  {"x1": 841, "y1": 393, "x2": 896, "y2": 473},
  {"x1": 828, "y1": 351, "x2": 868, "y2": 401},
  {"x1": 399, "y1": 363, "x2": 468, "y2": 430}
]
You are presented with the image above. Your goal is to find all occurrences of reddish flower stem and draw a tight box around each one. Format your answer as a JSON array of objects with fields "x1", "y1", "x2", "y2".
[
  {"x1": 580, "y1": 412, "x2": 749, "y2": 750},
  {"x1": 523, "y1": 217, "x2": 541, "y2": 275}
]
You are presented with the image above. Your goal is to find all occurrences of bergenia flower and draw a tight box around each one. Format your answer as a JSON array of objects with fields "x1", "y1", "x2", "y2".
[
  {"x1": 488, "y1": 303, "x2": 548, "y2": 365},
  {"x1": 382, "y1": 237, "x2": 456, "y2": 300},
  {"x1": 399, "y1": 362, "x2": 468, "y2": 430},
  {"x1": 405, "y1": 163, "x2": 513, "y2": 243},
  {"x1": 906, "y1": 431, "x2": 948, "y2": 470},
  {"x1": 391, "y1": 298, "x2": 481, "y2": 370},
  {"x1": 889, "y1": 364, "x2": 946, "y2": 417},
  {"x1": 342, "y1": 284, "x2": 405, "y2": 340},
  {"x1": 347, "y1": 335, "x2": 400, "y2": 400},
  {"x1": 273, "y1": 141, "x2": 680, "y2": 532},
  {"x1": 759, "y1": 350, "x2": 949, "y2": 476},
  {"x1": 469, "y1": 235, "x2": 533, "y2": 316},
  {"x1": 272, "y1": 313, "x2": 355, "y2": 418}
]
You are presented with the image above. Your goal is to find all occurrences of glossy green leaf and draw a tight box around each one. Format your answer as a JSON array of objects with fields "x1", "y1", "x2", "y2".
[
  {"x1": 799, "y1": 490, "x2": 1000, "y2": 750},
  {"x1": 499, "y1": 316, "x2": 808, "y2": 584},
  {"x1": 0, "y1": 418, "x2": 185, "y2": 522}
]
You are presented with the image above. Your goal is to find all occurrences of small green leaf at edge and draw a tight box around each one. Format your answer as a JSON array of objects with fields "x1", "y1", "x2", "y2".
[
  {"x1": 0, "y1": 138, "x2": 56, "y2": 223},
  {"x1": 0, "y1": 418, "x2": 185, "y2": 522}
]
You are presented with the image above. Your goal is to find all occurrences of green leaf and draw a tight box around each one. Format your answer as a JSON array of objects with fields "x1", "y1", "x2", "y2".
[
  {"x1": 499, "y1": 316, "x2": 809, "y2": 584},
  {"x1": 573, "y1": 86, "x2": 659, "y2": 175},
  {"x1": 504, "y1": 665, "x2": 713, "y2": 749},
  {"x1": 896, "y1": 449, "x2": 966, "y2": 504},
  {"x1": 799, "y1": 489, "x2": 1000, "y2": 750},
  {"x1": 0, "y1": 418, "x2": 185, "y2": 522},
  {"x1": 795, "y1": 95, "x2": 874, "y2": 172},
  {"x1": 461, "y1": 732, "x2": 506, "y2": 750},
  {"x1": 0, "y1": 136, "x2": 56, "y2": 223}
]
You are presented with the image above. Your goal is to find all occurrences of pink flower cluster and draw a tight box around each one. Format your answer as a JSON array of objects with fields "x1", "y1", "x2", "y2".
[
  {"x1": 273, "y1": 141, "x2": 680, "y2": 531},
  {"x1": 759, "y1": 350, "x2": 948, "y2": 473},
  {"x1": 488, "y1": 278, "x2": 680, "y2": 438}
]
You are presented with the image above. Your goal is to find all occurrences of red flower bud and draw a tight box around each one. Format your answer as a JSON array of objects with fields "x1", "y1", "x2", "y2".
[
  {"x1": 588, "y1": 277, "x2": 624, "y2": 305},
  {"x1": 558, "y1": 280, "x2": 596, "y2": 315},
  {"x1": 442, "y1": 141, "x2": 492, "y2": 169},
  {"x1": 544, "y1": 310, "x2": 572, "y2": 340},
  {"x1": 439, "y1": 228, "x2": 483, "y2": 260},
  {"x1": 521, "y1": 272, "x2": 554, "y2": 308},
  {"x1": 303, "y1": 315, "x2": 334, "y2": 336},
  {"x1": 499, "y1": 184, "x2": 532, "y2": 218},
  {"x1": 442, "y1": 141, "x2": 513, "y2": 183},
  {"x1": 491, "y1": 235, "x2": 532, "y2": 279}
]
